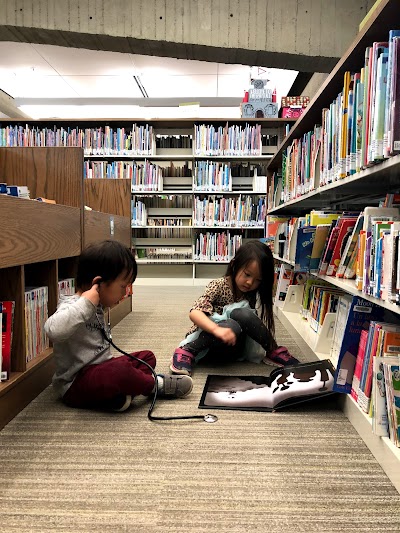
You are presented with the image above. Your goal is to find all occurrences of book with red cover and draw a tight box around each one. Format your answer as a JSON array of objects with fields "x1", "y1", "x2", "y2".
[
  {"x1": 390, "y1": 37, "x2": 400, "y2": 155},
  {"x1": 318, "y1": 225, "x2": 340, "y2": 275},
  {"x1": 350, "y1": 329, "x2": 369, "y2": 402},
  {"x1": 0, "y1": 301, "x2": 15, "y2": 381},
  {"x1": 326, "y1": 217, "x2": 357, "y2": 276}
]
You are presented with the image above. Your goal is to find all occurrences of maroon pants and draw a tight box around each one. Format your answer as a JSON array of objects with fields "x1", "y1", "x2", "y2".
[{"x1": 63, "y1": 351, "x2": 156, "y2": 410}]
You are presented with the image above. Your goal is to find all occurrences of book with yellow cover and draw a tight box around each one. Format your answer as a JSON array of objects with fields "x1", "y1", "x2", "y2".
[{"x1": 355, "y1": 230, "x2": 366, "y2": 290}]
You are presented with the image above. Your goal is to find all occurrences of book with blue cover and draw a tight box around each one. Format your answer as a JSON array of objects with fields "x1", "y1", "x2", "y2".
[
  {"x1": 333, "y1": 296, "x2": 385, "y2": 394},
  {"x1": 294, "y1": 226, "x2": 316, "y2": 271}
]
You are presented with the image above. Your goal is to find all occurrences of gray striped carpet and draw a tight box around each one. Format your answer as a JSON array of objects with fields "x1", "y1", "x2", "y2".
[{"x1": 0, "y1": 285, "x2": 399, "y2": 532}]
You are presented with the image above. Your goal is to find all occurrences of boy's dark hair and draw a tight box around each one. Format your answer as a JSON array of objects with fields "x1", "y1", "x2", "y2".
[
  {"x1": 76, "y1": 240, "x2": 137, "y2": 290},
  {"x1": 225, "y1": 240, "x2": 275, "y2": 344}
]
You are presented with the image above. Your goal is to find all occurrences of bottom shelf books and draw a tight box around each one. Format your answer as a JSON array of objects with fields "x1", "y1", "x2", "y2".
[
  {"x1": 198, "y1": 359, "x2": 336, "y2": 412},
  {"x1": 372, "y1": 356, "x2": 400, "y2": 446},
  {"x1": 0, "y1": 301, "x2": 15, "y2": 381}
]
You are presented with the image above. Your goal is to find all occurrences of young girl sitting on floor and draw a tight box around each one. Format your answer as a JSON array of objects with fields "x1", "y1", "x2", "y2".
[
  {"x1": 170, "y1": 240, "x2": 299, "y2": 376},
  {"x1": 45, "y1": 240, "x2": 193, "y2": 412}
]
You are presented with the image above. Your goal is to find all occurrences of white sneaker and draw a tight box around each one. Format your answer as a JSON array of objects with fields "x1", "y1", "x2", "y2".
[{"x1": 113, "y1": 394, "x2": 132, "y2": 412}]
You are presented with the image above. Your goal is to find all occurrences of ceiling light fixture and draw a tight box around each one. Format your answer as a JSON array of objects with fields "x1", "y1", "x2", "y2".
[{"x1": 133, "y1": 75, "x2": 148, "y2": 98}]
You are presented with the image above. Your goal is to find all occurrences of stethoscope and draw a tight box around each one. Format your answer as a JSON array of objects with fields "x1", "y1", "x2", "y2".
[{"x1": 96, "y1": 310, "x2": 218, "y2": 423}]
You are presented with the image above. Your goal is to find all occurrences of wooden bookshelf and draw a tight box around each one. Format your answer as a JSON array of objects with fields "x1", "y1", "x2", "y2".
[
  {"x1": 0, "y1": 147, "x2": 83, "y2": 429},
  {"x1": 83, "y1": 211, "x2": 131, "y2": 248},
  {"x1": 83, "y1": 178, "x2": 132, "y2": 325},
  {"x1": 0, "y1": 145, "x2": 133, "y2": 428},
  {"x1": 84, "y1": 178, "x2": 131, "y2": 218},
  {"x1": 0, "y1": 146, "x2": 84, "y2": 207}
]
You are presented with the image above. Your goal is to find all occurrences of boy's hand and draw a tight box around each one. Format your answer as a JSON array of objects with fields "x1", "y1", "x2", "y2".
[
  {"x1": 81, "y1": 284, "x2": 100, "y2": 306},
  {"x1": 214, "y1": 325, "x2": 237, "y2": 345}
]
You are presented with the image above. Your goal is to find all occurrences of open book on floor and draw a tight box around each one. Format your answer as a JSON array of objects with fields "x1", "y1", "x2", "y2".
[{"x1": 198, "y1": 359, "x2": 336, "y2": 412}]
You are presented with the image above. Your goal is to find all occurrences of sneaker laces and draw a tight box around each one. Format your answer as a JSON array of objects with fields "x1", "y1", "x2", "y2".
[{"x1": 177, "y1": 353, "x2": 192, "y2": 364}]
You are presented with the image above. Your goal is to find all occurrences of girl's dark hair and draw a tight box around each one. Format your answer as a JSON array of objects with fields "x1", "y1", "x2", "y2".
[
  {"x1": 76, "y1": 240, "x2": 137, "y2": 290},
  {"x1": 225, "y1": 240, "x2": 275, "y2": 343}
]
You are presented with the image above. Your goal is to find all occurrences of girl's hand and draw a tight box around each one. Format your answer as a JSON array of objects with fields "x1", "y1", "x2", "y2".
[
  {"x1": 81, "y1": 284, "x2": 101, "y2": 306},
  {"x1": 214, "y1": 325, "x2": 237, "y2": 345}
]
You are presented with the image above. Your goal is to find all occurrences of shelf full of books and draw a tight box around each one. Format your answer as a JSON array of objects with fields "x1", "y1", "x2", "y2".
[
  {"x1": 268, "y1": 0, "x2": 400, "y2": 489},
  {"x1": 111, "y1": 119, "x2": 288, "y2": 284},
  {"x1": 267, "y1": 4, "x2": 400, "y2": 216},
  {"x1": 131, "y1": 191, "x2": 266, "y2": 283},
  {"x1": 0, "y1": 118, "x2": 292, "y2": 157}
]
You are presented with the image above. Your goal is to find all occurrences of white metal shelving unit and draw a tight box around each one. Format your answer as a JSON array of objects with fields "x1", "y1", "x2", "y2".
[{"x1": 268, "y1": 0, "x2": 400, "y2": 493}]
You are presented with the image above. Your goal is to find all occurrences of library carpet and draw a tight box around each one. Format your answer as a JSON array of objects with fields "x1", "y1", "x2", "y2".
[{"x1": 0, "y1": 286, "x2": 399, "y2": 532}]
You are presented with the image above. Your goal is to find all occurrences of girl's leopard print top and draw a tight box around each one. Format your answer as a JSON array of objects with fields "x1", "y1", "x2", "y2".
[{"x1": 186, "y1": 276, "x2": 256, "y2": 336}]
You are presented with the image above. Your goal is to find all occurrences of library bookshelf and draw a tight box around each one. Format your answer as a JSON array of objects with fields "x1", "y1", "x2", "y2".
[
  {"x1": 267, "y1": 0, "x2": 400, "y2": 493},
  {"x1": 0, "y1": 147, "x2": 82, "y2": 429},
  {"x1": 0, "y1": 146, "x2": 132, "y2": 429},
  {"x1": 126, "y1": 118, "x2": 293, "y2": 284},
  {"x1": 0, "y1": 118, "x2": 295, "y2": 286}
]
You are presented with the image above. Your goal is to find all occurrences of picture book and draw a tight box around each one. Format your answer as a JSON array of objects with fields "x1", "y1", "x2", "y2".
[
  {"x1": 343, "y1": 241, "x2": 359, "y2": 279},
  {"x1": 330, "y1": 294, "x2": 353, "y2": 367},
  {"x1": 274, "y1": 263, "x2": 293, "y2": 308},
  {"x1": 381, "y1": 329, "x2": 400, "y2": 356},
  {"x1": 266, "y1": 216, "x2": 289, "y2": 240},
  {"x1": 309, "y1": 210, "x2": 341, "y2": 226},
  {"x1": 380, "y1": 232, "x2": 392, "y2": 300},
  {"x1": 198, "y1": 360, "x2": 336, "y2": 412},
  {"x1": 383, "y1": 31, "x2": 400, "y2": 157},
  {"x1": 0, "y1": 301, "x2": 15, "y2": 381},
  {"x1": 389, "y1": 36, "x2": 400, "y2": 155},
  {"x1": 357, "y1": 321, "x2": 400, "y2": 413},
  {"x1": 372, "y1": 356, "x2": 400, "y2": 438},
  {"x1": 382, "y1": 359, "x2": 400, "y2": 447},
  {"x1": 362, "y1": 207, "x2": 399, "y2": 232},
  {"x1": 387, "y1": 222, "x2": 400, "y2": 303},
  {"x1": 350, "y1": 329, "x2": 369, "y2": 402},
  {"x1": 333, "y1": 296, "x2": 384, "y2": 394},
  {"x1": 355, "y1": 230, "x2": 367, "y2": 289},
  {"x1": 318, "y1": 224, "x2": 340, "y2": 275},
  {"x1": 336, "y1": 213, "x2": 364, "y2": 278},
  {"x1": 294, "y1": 226, "x2": 316, "y2": 271},
  {"x1": 326, "y1": 217, "x2": 357, "y2": 276},
  {"x1": 309, "y1": 224, "x2": 331, "y2": 271}
]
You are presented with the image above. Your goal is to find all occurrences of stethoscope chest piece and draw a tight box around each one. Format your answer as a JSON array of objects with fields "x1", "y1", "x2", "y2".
[{"x1": 204, "y1": 414, "x2": 218, "y2": 423}]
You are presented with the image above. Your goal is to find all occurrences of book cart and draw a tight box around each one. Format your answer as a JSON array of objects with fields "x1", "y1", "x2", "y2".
[
  {"x1": 0, "y1": 146, "x2": 132, "y2": 429},
  {"x1": 267, "y1": 0, "x2": 400, "y2": 492}
]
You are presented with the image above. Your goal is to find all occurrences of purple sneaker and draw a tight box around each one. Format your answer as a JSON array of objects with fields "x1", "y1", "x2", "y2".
[
  {"x1": 170, "y1": 347, "x2": 195, "y2": 376},
  {"x1": 265, "y1": 346, "x2": 299, "y2": 367}
]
